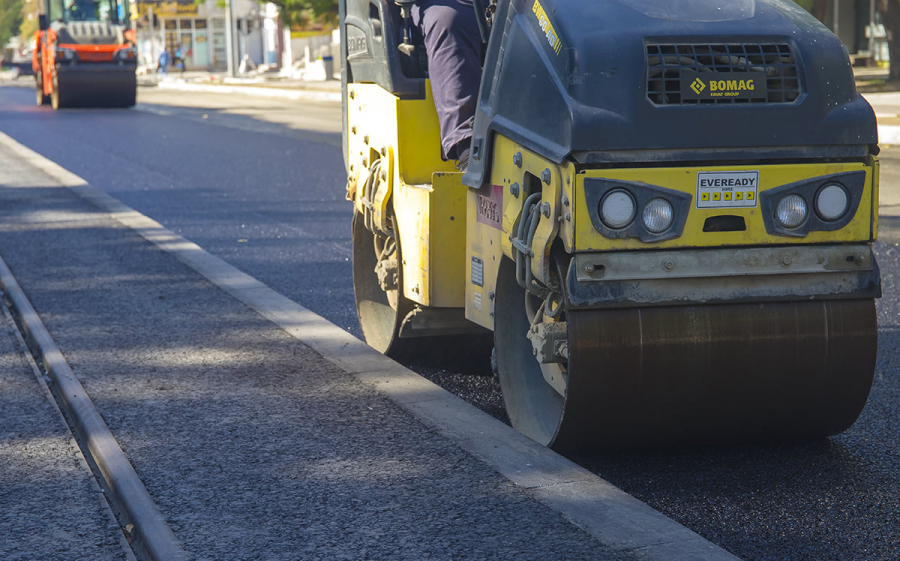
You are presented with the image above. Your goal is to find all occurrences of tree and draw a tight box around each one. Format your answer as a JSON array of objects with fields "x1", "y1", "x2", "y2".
[
  {"x1": 18, "y1": 0, "x2": 41, "y2": 43},
  {"x1": 876, "y1": 0, "x2": 900, "y2": 81},
  {"x1": 811, "y1": 0, "x2": 828, "y2": 22},
  {"x1": 256, "y1": 0, "x2": 337, "y2": 28},
  {"x1": 0, "y1": 0, "x2": 24, "y2": 48},
  {"x1": 794, "y1": 0, "x2": 829, "y2": 23}
]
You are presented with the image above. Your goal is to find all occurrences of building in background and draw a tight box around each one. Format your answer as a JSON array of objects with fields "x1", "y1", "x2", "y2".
[
  {"x1": 810, "y1": 0, "x2": 887, "y2": 64},
  {"x1": 134, "y1": 0, "x2": 281, "y2": 72}
]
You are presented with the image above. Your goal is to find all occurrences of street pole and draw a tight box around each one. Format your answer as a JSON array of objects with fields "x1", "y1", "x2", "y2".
[
  {"x1": 833, "y1": 0, "x2": 841, "y2": 44},
  {"x1": 149, "y1": 6, "x2": 156, "y2": 74},
  {"x1": 224, "y1": 0, "x2": 235, "y2": 77},
  {"x1": 870, "y1": 0, "x2": 876, "y2": 60}
]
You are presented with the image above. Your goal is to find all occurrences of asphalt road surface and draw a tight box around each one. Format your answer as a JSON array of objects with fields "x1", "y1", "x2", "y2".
[{"x1": 0, "y1": 82, "x2": 897, "y2": 560}]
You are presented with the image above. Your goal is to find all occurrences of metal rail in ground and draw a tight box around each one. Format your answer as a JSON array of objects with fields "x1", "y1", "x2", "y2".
[{"x1": 0, "y1": 255, "x2": 187, "y2": 561}]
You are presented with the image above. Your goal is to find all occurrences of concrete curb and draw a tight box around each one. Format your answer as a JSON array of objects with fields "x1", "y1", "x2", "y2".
[
  {"x1": 0, "y1": 130, "x2": 738, "y2": 559},
  {"x1": 0, "y1": 78, "x2": 32, "y2": 89},
  {"x1": 0, "y1": 295, "x2": 139, "y2": 561},
  {"x1": 153, "y1": 80, "x2": 342, "y2": 103},
  {"x1": 0, "y1": 255, "x2": 187, "y2": 561}
]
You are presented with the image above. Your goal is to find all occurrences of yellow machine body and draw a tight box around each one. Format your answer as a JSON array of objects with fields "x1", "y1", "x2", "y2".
[
  {"x1": 346, "y1": 83, "x2": 467, "y2": 309},
  {"x1": 348, "y1": 83, "x2": 879, "y2": 327},
  {"x1": 348, "y1": 82, "x2": 880, "y2": 449},
  {"x1": 465, "y1": 137, "x2": 879, "y2": 329}
]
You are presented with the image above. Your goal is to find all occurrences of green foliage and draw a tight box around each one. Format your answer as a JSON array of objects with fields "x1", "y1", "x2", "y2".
[
  {"x1": 268, "y1": 0, "x2": 338, "y2": 27},
  {"x1": 0, "y1": 0, "x2": 24, "y2": 48},
  {"x1": 794, "y1": 0, "x2": 813, "y2": 11},
  {"x1": 18, "y1": 0, "x2": 41, "y2": 42},
  {"x1": 211, "y1": 0, "x2": 336, "y2": 29}
]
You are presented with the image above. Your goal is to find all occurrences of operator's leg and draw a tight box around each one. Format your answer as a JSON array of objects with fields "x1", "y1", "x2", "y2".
[{"x1": 412, "y1": 0, "x2": 483, "y2": 163}]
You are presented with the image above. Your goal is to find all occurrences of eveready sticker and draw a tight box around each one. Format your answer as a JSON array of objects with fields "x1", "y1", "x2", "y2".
[
  {"x1": 697, "y1": 171, "x2": 759, "y2": 209},
  {"x1": 477, "y1": 185, "x2": 503, "y2": 229},
  {"x1": 533, "y1": 0, "x2": 562, "y2": 55}
]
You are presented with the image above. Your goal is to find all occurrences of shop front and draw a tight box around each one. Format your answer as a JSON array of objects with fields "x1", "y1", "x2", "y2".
[{"x1": 135, "y1": 0, "x2": 273, "y2": 72}]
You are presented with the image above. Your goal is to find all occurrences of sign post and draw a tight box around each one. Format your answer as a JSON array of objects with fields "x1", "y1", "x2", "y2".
[{"x1": 224, "y1": 0, "x2": 235, "y2": 76}]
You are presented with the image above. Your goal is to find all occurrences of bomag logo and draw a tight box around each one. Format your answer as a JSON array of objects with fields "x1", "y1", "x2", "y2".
[
  {"x1": 680, "y1": 71, "x2": 767, "y2": 101},
  {"x1": 690, "y1": 78, "x2": 706, "y2": 95},
  {"x1": 710, "y1": 79, "x2": 755, "y2": 94}
]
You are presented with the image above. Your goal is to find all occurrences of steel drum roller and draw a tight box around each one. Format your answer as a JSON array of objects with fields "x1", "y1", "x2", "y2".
[
  {"x1": 495, "y1": 259, "x2": 877, "y2": 450},
  {"x1": 556, "y1": 300, "x2": 877, "y2": 450}
]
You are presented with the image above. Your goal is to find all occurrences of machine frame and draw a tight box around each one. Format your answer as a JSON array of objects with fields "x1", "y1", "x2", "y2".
[{"x1": 342, "y1": 0, "x2": 882, "y2": 450}]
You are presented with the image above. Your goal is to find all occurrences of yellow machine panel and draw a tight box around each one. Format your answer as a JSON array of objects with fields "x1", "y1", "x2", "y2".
[
  {"x1": 465, "y1": 185, "x2": 503, "y2": 329},
  {"x1": 346, "y1": 83, "x2": 455, "y2": 187},
  {"x1": 394, "y1": 173, "x2": 468, "y2": 308},
  {"x1": 465, "y1": 137, "x2": 576, "y2": 329},
  {"x1": 869, "y1": 154, "x2": 880, "y2": 239},
  {"x1": 574, "y1": 162, "x2": 876, "y2": 251},
  {"x1": 346, "y1": 83, "x2": 467, "y2": 309}
]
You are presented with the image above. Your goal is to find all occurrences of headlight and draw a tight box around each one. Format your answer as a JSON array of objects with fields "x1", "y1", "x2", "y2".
[
  {"x1": 775, "y1": 194, "x2": 808, "y2": 228},
  {"x1": 55, "y1": 47, "x2": 76, "y2": 61},
  {"x1": 115, "y1": 47, "x2": 136, "y2": 61},
  {"x1": 641, "y1": 198, "x2": 674, "y2": 233},
  {"x1": 600, "y1": 189, "x2": 636, "y2": 229},
  {"x1": 816, "y1": 183, "x2": 849, "y2": 221}
]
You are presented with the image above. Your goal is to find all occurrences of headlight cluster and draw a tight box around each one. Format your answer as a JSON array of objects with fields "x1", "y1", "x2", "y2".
[
  {"x1": 115, "y1": 47, "x2": 136, "y2": 61},
  {"x1": 773, "y1": 183, "x2": 850, "y2": 230},
  {"x1": 600, "y1": 189, "x2": 675, "y2": 233},
  {"x1": 600, "y1": 190, "x2": 635, "y2": 229},
  {"x1": 642, "y1": 198, "x2": 675, "y2": 233},
  {"x1": 760, "y1": 171, "x2": 864, "y2": 237},
  {"x1": 816, "y1": 184, "x2": 850, "y2": 221},
  {"x1": 585, "y1": 178, "x2": 690, "y2": 242},
  {"x1": 775, "y1": 194, "x2": 807, "y2": 228},
  {"x1": 55, "y1": 47, "x2": 76, "y2": 61}
]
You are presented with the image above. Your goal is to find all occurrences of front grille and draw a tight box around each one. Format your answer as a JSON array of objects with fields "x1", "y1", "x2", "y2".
[{"x1": 646, "y1": 43, "x2": 802, "y2": 105}]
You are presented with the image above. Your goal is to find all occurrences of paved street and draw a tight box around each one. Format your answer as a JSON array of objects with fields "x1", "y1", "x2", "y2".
[
  {"x1": 0, "y1": 306, "x2": 130, "y2": 561},
  {"x1": 0, "y1": 82, "x2": 898, "y2": 559},
  {"x1": 0, "y1": 85, "x2": 628, "y2": 561}
]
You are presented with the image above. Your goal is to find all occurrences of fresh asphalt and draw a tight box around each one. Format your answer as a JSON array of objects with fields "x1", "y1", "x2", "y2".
[
  {"x1": 0, "y1": 118, "x2": 628, "y2": 560},
  {"x1": 0, "y1": 299, "x2": 132, "y2": 561},
  {"x1": 1, "y1": 82, "x2": 898, "y2": 559}
]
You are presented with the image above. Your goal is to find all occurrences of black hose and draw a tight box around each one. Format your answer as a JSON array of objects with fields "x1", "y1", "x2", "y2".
[{"x1": 472, "y1": 0, "x2": 490, "y2": 43}]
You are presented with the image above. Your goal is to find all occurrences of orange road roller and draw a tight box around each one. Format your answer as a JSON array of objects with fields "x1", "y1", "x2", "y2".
[{"x1": 33, "y1": 0, "x2": 137, "y2": 109}]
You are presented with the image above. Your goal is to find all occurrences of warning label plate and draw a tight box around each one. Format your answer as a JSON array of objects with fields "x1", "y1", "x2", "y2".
[{"x1": 696, "y1": 171, "x2": 759, "y2": 209}]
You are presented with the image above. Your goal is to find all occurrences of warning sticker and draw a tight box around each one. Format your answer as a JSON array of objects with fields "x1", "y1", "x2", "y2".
[
  {"x1": 471, "y1": 257, "x2": 484, "y2": 287},
  {"x1": 697, "y1": 171, "x2": 759, "y2": 209},
  {"x1": 477, "y1": 185, "x2": 503, "y2": 229}
]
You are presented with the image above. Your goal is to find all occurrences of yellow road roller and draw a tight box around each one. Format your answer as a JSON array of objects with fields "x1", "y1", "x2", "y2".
[{"x1": 341, "y1": 0, "x2": 881, "y2": 450}]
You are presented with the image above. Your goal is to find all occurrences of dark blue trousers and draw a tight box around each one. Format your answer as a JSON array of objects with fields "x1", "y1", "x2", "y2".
[{"x1": 412, "y1": 0, "x2": 483, "y2": 159}]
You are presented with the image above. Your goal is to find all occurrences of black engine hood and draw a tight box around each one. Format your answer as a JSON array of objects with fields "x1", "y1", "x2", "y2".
[{"x1": 463, "y1": 0, "x2": 876, "y2": 187}]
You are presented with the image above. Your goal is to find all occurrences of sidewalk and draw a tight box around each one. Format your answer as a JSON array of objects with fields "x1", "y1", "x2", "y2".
[
  {"x1": 141, "y1": 70, "x2": 342, "y2": 103},
  {"x1": 863, "y1": 92, "x2": 900, "y2": 144},
  {"x1": 0, "y1": 150, "x2": 131, "y2": 561},
  {"x1": 0, "y1": 312, "x2": 132, "y2": 561}
]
